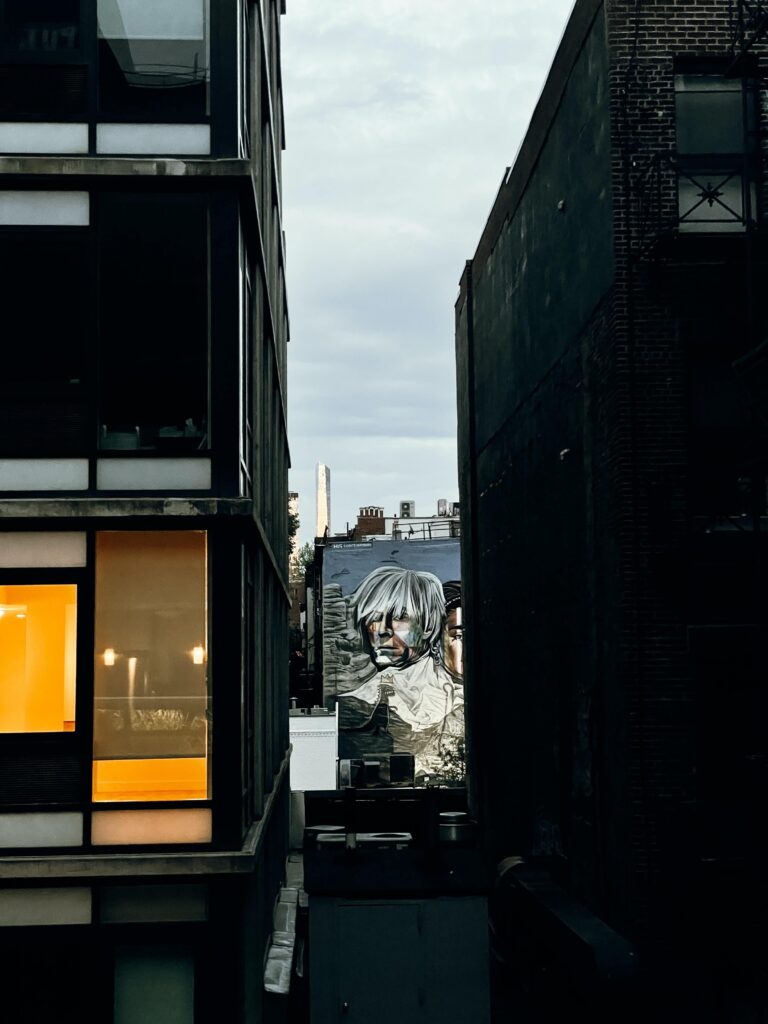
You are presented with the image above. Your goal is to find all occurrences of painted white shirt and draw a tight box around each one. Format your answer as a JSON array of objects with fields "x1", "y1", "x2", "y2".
[{"x1": 344, "y1": 656, "x2": 463, "y2": 734}]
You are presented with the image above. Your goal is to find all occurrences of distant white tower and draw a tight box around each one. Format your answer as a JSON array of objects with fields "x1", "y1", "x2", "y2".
[{"x1": 315, "y1": 463, "x2": 331, "y2": 538}]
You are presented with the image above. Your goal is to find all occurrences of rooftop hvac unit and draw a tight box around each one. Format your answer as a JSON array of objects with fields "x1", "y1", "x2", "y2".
[
  {"x1": 437, "y1": 498, "x2": 448, "y2": 517},
  {"x1": 399, "y1": 501, "x2": 415, "y2": 519}
]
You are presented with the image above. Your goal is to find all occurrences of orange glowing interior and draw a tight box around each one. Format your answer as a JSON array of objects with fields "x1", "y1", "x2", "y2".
[
  {"x1": 93, "y1": 531, "x2": 209, "y2": 803},
  {"x1": 0, "y1": 584, "x2": 77, "y2": 733},
  {"x1": 92, "y1": 757, "x2": 207, "y2": 803}
]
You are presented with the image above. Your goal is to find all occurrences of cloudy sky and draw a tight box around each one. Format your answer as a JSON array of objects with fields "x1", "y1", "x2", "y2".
[{"x1": 282, "y1": 1, "x2": 575, "y2": 544}]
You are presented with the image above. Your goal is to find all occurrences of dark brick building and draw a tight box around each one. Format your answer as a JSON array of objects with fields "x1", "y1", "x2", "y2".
[{"x1": 457, "y1": 0, "x2": 767, "y2": 1014}]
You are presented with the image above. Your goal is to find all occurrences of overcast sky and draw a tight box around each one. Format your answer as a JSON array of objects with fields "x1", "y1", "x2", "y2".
[{"x1": 282, "y1": 1, "x2": 575, "y2": 545}]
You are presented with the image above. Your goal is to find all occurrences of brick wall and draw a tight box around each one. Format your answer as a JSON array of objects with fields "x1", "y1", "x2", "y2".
[{"x1": 605, "y1": 0, "x2": 767, "y2": 943}]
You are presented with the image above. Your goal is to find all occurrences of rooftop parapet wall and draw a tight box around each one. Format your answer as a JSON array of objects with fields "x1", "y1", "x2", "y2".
[{"x1": 466, "y1": 1, "x2": 614, "y2": 454}]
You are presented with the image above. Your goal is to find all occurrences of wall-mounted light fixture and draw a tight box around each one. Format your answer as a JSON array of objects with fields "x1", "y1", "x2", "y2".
[
  {"x1": 192, "y1": 645, "x2": 205, "y2": 665},
  {"x1": 103, "y1": 648, "x2": 116, "y2": 667}
]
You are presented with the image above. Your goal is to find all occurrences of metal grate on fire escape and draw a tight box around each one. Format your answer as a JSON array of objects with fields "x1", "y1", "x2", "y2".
[{"x1": 730, "y1": 0, "x2": 768, "y2": 65}]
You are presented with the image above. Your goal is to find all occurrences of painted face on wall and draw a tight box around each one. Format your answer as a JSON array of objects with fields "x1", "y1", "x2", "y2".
[
  {"x1": 366, "y1": 611, "x2": 427, "y2": 670},
  {"x1": 443, "y1": 606, "x2": 463, "y2": 678}
]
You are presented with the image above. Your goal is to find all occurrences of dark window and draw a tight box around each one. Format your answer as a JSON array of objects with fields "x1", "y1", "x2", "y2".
[
  {"x1": 0, "y1": 230, "x2": 89, "y2": 453},
  {"x1": 0, "y1": 0, "x2": 86, "y2": 117},
  {"x1": 4, "y1": 0, "x2": 81, "y2": 54},
  {"x1": 97, "y1": 0, "x2": 210, "y2": 119},
  {"x1": 2, "y1": 939, "x2": 95, "y2": 1024},
  {"x1": 674, "y1": 72, "x2": 757, "y2": 232},
  {"x1": 98, "y1": 193, "x2": 209, "y2": 451},
  {"x1": 675, "y1": 75, "x2": 747, "y2": 155},
  {"x1": 0, "y1": 63, "x2": 88, "y2": 117}
]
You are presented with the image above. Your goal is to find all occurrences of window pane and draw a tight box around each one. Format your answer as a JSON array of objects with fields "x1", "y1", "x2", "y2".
[
  {"x1": 678, "y1": 170, "x2": 748, "y2": 232},
  {"x1": 99, "y1": 0, "x2": 204, "y2": 38},
  {"x1": 0, "y1": 888, "x2": 90, "y2": 926},
  {"x1": 100, "y1": 884, "x2": 208, "y2": 923},
  {"x1": 0, "y1": 65, "x2": 88, "y2": 117},
  {"x1": 93, "y1": 532, "x2": 209, "y2": 802},
  {"x1": 96, "y1": 122, "x2": 210, "y2": 155},
  {"x1": 0, "y1": 231, "x2": 89, "y2": 454},
  {"x1": 92, "y1": 808, "x2": 212, "y2": 844},
  {"x1": 0, "y1": 121, "x2": 88, "y2": 153},
  {"x1": 0, "y1": 811, "x2": 83, "y2": 848},
  {"x1": 98, "y1": 194, "x2": 208, "y2": 452},
  {"x1": 96, "y1": 458, "x2": 212, "y2": 491},
  {"x1": 2, "y1": 233, "x2": 87, "y2": 382},
  {"x1": 4, "y1": 0, "x2": 81, "y2": 53},
  {"x1": 0, "y1": 191, "x2": 89, "y2": 226},
  {"x1": 0, "y1": 532, "x2": 86, "y2": 568},
  {"x1": 114, "y1": 947, "x2": 194, "y2": 1024},
  {"x1": 675, "y1": 76, "x2": 744, "y2": 154},
  {"x1": 98, "y1": 0, "x2": 209, "y2": 119},
  {"x1": 0, "y1": 584, "x2": 77, "y2": 733}
]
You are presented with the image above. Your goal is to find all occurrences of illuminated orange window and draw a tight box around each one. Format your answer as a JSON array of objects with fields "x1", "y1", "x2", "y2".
[
  {"x1": 93, "y1": 532, "x2": 209, "y2": 803},
  {"x1": 0, "y1": 584, "x2": 77, "y2": 733}
]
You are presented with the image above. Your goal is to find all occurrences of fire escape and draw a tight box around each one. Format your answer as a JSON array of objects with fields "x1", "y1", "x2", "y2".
[
  {"x1": 730, "y1": 0, "x2": 768, "y2": 67},
  {"x1": 630, "y1": 15, "x2": 768, "y2": 542}
]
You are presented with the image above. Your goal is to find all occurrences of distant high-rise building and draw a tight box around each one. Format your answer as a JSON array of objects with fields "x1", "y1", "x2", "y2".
[{"x1": 316, "y1": 463, "x2": 331, "y2": 537}]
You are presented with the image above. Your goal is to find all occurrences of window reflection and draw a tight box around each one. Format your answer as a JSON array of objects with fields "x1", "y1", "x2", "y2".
[
  {"x1": 5, "y1": 0, "x2": 81, "y2": 53},
  {"x1": 97, "y1": 0, "x2": 210, "y2": 119},
  {"x1": 93, "y1": 532, "x2": 209, "y2": 802},
  {"x1": 675, "y1": 75, "x2": 746, "y2": 155},
  {"x1": 674, "y1": 73, "x2": 755, "y2": 234}
]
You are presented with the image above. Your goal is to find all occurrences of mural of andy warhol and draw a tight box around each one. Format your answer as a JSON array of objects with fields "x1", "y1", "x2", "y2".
[{"x1": 322, "y1": 541, "x2": 463, "y2": 779}]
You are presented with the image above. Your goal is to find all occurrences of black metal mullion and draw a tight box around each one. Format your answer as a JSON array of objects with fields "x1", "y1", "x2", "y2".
[
  {"x1": 80, "y1": 530, "x2": 96, "y2": 826},
  {"x1": 82, "y1": 0, "x2": 98, "y2": 152}
]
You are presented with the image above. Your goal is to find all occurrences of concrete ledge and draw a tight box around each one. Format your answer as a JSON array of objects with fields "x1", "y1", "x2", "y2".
[
  {"x1": 0, "y1": 750, "x2": 291, "y2": 880},
  {"x1": 0, "y1": 498, "x2": 253, "y2": 519},
  {"x1": 0, "y1": 157, "x2": 251, "y2": 178}
]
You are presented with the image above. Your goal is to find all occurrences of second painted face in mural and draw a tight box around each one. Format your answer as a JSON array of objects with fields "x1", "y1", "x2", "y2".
[
  {"x1": 366, "y1": 611, "x2": 427, "y2": 670},
  {"x1": 443, "y1": 606, "x2": 463, "y2": 678}
]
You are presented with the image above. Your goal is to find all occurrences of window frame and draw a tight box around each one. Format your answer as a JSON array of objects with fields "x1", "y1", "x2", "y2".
[
  {"x1": 0, "y1": 220, "x2": 93, "y2": 456},
  {"x1": 0, "y1": 188, "x2": 231, "y2": 492},
  {"x1": 0, "y1": 0, "x2": 244, "y2": 157},
  {"x1": 95, "y1": 0, "x2": 212, "y2": 125},
  {"x1": 0, "y1": 564, "x2": 88, "y2": 742},
  {"x1": 673, "y1": 60, "x2": 760, "y2": 233},
  {"x1": 91, "y1": 528, "x2": 212, "y2": 808}
]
